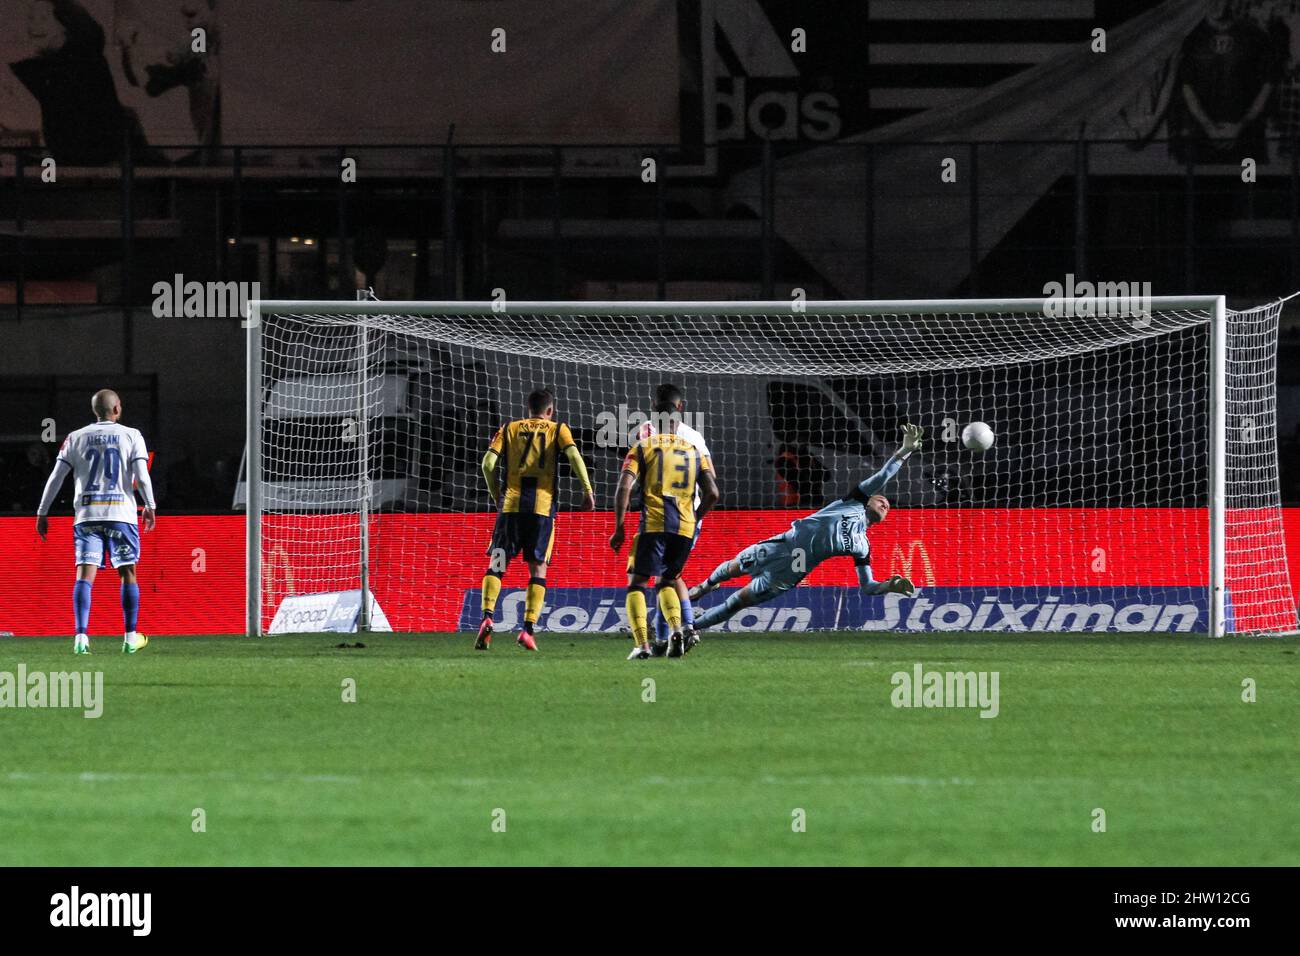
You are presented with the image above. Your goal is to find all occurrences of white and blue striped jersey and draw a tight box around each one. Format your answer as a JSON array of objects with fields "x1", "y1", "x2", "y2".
[{"x1": 44, "y1": 421, "x2": 155, "y2": 525}]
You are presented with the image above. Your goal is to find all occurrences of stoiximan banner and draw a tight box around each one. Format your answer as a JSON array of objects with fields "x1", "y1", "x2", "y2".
[{"x1": 459, "y1": 586, "x2": 1216, "y2": 634}]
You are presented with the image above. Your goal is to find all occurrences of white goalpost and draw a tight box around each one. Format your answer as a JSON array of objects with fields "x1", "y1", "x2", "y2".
[{"x1": 243, "y1": 297, "x2": 1297, "y2": 638}]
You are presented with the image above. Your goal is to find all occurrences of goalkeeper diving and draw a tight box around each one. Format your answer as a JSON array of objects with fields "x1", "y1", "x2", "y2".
[{"x1": 689, "y1": 424, "x2": 923, "y2": 629}]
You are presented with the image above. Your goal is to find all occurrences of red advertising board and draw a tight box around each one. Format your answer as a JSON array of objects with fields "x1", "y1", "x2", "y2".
[{"x1": 3, "y1": 509, "x2": 1297, "y2": 635}]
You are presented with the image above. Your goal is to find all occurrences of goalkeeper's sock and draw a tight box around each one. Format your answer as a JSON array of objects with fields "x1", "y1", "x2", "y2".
[
  {"x1": 625, "y1": 586, "x2": 649, "y2": 647},
  {"x1": 73, "y1": 580, "x2": 92, "y2": 634},
  {"x1": 120, "y1": 582, "x2": 140, "y2": 634},
  {"x1": 657, "y1": 585, "x2": 683, "y2": 634},
  {"x1": 481, "y1": 572, "x2": 503, "y2": 618},
  {"x1": 523, "y1": 577, "x2": 546, "y2": 631},
  {"x1": 653, "y1": 608, "x2": 670, "y2": 643},
  {"x1": 695, "y1": 589, "x2": 749, "y2": 630},
  {"x1": 681, "y1": 594, "x2": 695, "y2": 629}
]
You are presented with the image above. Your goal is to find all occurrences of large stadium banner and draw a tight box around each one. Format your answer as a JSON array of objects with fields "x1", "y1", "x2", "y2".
[
  {"x1": 723, "y1": 0, "x2": 1293, "y2": 296},
  {"x1": 218, "y1": 0, "x2": 680, "y2": 147},
  {"x1": 455, "y1": 586, "x2": 1215, "y2": 635},
  {"x1": 0, "y1": 0, "x2": 680, "y2": 161},
  {"x1": 0, "y1": 0, "x2": 212, "y2": 157},
  {"x1": 10, "y1": 509, "x2": 1300, "y2": 635}
]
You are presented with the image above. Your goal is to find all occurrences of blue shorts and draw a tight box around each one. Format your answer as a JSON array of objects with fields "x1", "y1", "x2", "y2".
[
  {"x1": 632, "y1": 531, "x2": 695, "y2": 581},
  {"x1": 488, "y1": 511, "x2": 555, "y2": 565},
  {"x1": 74, "y1": 521, "x2": 141, "y2": 569},
  {"x1": 737, "y1": 536, "x2": 806, "y2": 599}
]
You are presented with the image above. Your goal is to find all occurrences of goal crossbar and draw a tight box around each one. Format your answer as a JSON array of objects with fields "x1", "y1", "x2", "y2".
[{"x1": 251, "y1": 296, "x2": 1223, "y2": 318}]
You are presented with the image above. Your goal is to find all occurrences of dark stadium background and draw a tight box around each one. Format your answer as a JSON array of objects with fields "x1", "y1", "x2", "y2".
[{"x1": 4, "y1": 0, "x2": 1300, "y2": 628}]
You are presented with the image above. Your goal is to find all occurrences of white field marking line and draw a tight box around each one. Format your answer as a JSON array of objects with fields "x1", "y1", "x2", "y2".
[
  {"x1": 5, "y1": 771, "x2": 360, "y2": 785},
  {"x1": 641, "y1": 774, "x2": 1265, "y2": 789},
  {"x1": 763, "y1": 775, "x2": 977, "y2": 787},
  {"x1": 10, "y1": 771, "x2": 1266, "y2": 792},
  {"x1": 640, "y1": 774, "x2": 977, "y2": 787},
  {"x1": 842, "y1": 660, "x2": 992, "y2": 668},
  {"x1": 10, "y1": 771, "x2": 973, "y2": 788}
]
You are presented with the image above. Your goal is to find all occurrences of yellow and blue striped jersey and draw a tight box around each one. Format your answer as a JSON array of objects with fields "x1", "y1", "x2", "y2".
[
  {"x1": 488, "y1": 418, "x2": 575, "y2": 516},
  {"x1": 622, "y1": 433, "x2": 711, "y2": 538}
]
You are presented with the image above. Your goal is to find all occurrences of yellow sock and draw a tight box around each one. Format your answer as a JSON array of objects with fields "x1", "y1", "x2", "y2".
[
  {"x1": 626, "y1": 587, "x2": 649, "y2": 646},
  {"x1": 658, "y1": 585, "x2": 683, "y2": 634},
  {"x1": 524, "y1": 577, "x2": 546, "y2": 629},
  {"x1": 481, "y1": 573, "x2": 502, "y2": 616}
]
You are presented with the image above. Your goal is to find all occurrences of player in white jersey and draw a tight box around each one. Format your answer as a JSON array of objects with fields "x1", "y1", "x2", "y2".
[
  {"x1": 36, "y1": 389, "x2": 157, "y2": 655},
  {"x1": 631, "y1": 383, "x2": 718, "y2": 656}
]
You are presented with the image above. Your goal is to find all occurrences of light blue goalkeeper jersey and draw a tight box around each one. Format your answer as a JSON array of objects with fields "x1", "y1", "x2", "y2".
[{"x1": 780, "y1": 456, "x2": 904, "y2": 568}]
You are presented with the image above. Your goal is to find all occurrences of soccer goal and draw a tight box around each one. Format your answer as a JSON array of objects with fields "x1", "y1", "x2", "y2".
[{"x1": 243, "y1": 297, "x2": 1296, "y2": 637}]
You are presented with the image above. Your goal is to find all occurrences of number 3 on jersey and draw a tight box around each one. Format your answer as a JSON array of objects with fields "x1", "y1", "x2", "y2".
[{"x1": 666, "y1": 447, "x2": 693, "y2": 492}]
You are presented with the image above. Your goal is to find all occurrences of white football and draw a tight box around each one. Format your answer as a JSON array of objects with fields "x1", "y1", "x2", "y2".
[{"x1": 961, "y1": 421, "x2": 995, "y2": 452}]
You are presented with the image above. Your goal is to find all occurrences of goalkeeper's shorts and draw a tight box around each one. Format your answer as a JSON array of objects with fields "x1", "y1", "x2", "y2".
[
  {"x1": 631, "y1": 531, "x2": 694, "y2": 582},
  {"x1": 736, "y1": 536, "x2": 807, "y2": 599},
  {"x1": 488, "y1": 511, "x2": 555, "y2": 564}
]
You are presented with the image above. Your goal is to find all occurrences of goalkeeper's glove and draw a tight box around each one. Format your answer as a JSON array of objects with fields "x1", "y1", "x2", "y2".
[
  {"x1": 885, "y1": 574, "x2": 915, "y2": 595},
  {"x1": 900, "y1": 423, "x2": 923, "y2": 453},
  {"x1": 894, "y1": 423, "x2": 924, "y2": 462}
]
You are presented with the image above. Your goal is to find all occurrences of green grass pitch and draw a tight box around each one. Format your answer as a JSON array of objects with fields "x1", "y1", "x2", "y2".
[{"x1": 1, "y1": 631, "x2": 1297, "y2": 866}]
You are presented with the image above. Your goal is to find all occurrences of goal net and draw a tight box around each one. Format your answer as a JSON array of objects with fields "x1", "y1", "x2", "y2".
[{"x1": 244, "y1": 298, "x2": 1296, "y2": 637}]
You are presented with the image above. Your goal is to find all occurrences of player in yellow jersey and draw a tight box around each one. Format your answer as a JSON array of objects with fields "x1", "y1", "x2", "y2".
[
  {"x1": 477, "y1": 388, "x2": 596, "y2": 651},
  {"x1": 610, "y1": 410, "x2": 719, "y2": 660},
  {"x1": 627, "y1": 384, "x2": 717, "y2": 656}
]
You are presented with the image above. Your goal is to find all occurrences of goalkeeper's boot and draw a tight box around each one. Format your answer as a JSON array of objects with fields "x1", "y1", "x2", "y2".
[
  {"x1": 667, "y1": 631, "x2": 685, "y2": 658},
  {"x1": 517, "y1": 626, "x2": 538, "y2": 651},
  {"x1": 122, "y1": 632, "x2": 148, "y2": 655},
  {"x1": 649, "y1": 638, "x2": 669, "y2": 658},
  {"x1": 687, "y1": 582, "x2": 712, "y2": 602},
  {"x1": 626, "y1": 643, "x2": 651, "y2": 661},
  {"x1": 475, "y1": 616, "x2": 493, "y2": 650},
  {"x1": 73, "y1": 634, "x2": 90, "y2": 656},
  {"x1": 682, "y1": 626, "x2": 701, "y2": 656}
]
